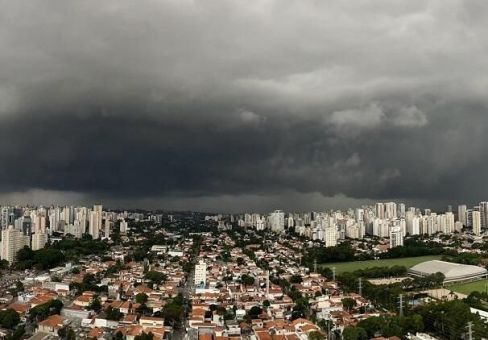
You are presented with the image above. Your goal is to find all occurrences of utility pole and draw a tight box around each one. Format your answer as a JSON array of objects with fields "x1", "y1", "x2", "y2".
[
  {"x1": 314, "y1": 259, "x2": 317, "y2": 273},
  {"x1": 358, "y1": 277, "x2": 362, "y2": 296},
  {"x1": 467, "y1": 321, "x2": 473, "y2": 340},
  {"x1": 399, "y1": 294, "x2": 404, "y2": 317},
  {"x1": 332, "y1": 267, "x2": 336, "y2": 282}
]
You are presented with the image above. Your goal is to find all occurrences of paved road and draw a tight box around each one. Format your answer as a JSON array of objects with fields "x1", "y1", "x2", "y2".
[{"x1": 172, "y1": 268, "x2": 194, "y2": 340}]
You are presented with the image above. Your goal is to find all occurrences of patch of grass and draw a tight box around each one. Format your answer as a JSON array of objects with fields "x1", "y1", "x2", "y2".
[
  {"x1": 449, "y1": 279, "x2": 488, "y2": 295},
  {"x1": 321, "y1": 255, "x2": 442, "y2": 274}
]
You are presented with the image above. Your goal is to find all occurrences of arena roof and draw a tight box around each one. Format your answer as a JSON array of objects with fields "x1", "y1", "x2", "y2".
[{"x1": 408, "y1": 260, "x2": 488, "y2": 283}]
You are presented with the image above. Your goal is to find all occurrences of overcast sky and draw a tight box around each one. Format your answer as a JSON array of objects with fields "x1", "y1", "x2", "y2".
[{"x1": 0, "y1": 0, "x2": 487, "y2": 212}]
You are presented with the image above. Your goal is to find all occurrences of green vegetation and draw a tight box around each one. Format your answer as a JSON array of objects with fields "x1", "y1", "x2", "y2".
[
  {"x1": 104, "y1": 306, "x2": 123, "y2": 321},
  {"x1": 450, "y1": 279, "x2": 488, "y2": 295},
  {"x1": 304, "y1": 243, "x2": 356, "y2": 266},
  {"x1": 50, "y1": 236, "x2": 109, "y2": 260},
  {"x1": 15, "y1": 246, "x2": 65, "y2": 270},
  {"x1": 442, "y1": 252, "x2": 482, "y2": 265},
  {"x1": 381, "y1": 238, "x2": 445, "y2": 259},
  {"x1": 29, "y1": 299, "x2": 63, "y2": 321},
  {"x1": 70, "y1": 273, "x2": 107, "y2": 294},
  {"x1": 134, "y1": 332, "x2": 154, "y2": 340},
  {"x1": 0, "y1": 309, "x2": 20, "y2": 329},
  {"x1": 135, "y1": 293, "x2": 148, "y2": 304},
  {"x1": 145, "y1": 271, "x2": 167, "y2": 285},
  {"x1": 322, "y1": 255, "x2": 441, "y2": 274},
  {"x1": 162, "y1": 293, "x2": 186, "y2": 327}
]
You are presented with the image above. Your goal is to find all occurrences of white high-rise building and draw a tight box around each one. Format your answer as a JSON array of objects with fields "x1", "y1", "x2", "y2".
[
  {"x1": 33, "y1": 214, "x2": 46, "y2": 234},
  {"x1": 473, "y1": 210, "x2": 481, "y2": 236},
  {"x1": 389, "y1": 226, "x2": 404, "y2": 248},
  {"x1": 398, "y1": 203, "x2": 406, "y2": 218},
  {"x1": 375, "y1": 203, "x2": 384, "y2": 219},
  {"x1": 324, "y1": 226, "x2": 339, "y2": 247},
  {"x1": 385, "y1": 202, "x2": 397, "y2": 219},
  {"x1": 480, "y1": 202, "x2": 488, "y2": 230},
  {"x1": 194, "y1": 260, "x2": 207, "y2": 287},
  {"x1": 0, "y1": 226, "x2": 30, "y2": 264},
  {"x1": 89, "y1": 205, "x2": 103, "y2": 239},
  {"x1": 458, "y1": 205, "x2": 467, "y2": 226},
  {"x1": 104, "y1": 219, "x2": 111, "y2": 239},
  {"x1": 120, "y1": 219, "x2": 128, "y2": 233},
  {"x1": 269, "y1": 210, "x2": 285, "y2": 233},
  {"x1": 32, "y1": 232, "x2": 48, "y2": 251},
  {"x1": 445, "y1": 212, "x2": 455, "y2": 234}
]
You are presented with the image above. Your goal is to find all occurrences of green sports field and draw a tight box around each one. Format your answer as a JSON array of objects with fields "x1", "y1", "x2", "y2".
[
  {"x1": 321, "y1": 255, "x2": 442, "y2": 274},
  {"x1": 449, "y1": 279, "x2": 488, "y2": 295}
]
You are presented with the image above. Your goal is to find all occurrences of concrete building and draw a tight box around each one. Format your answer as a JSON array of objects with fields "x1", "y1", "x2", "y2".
[
  {"x1": 389, "y1": 226, "x2": 404, "y2": 248},
  {"x1": 194, "y1": 260, "x2": 207, "y2": 287},
  {"x1": 269, "y1": 210, "x2": 285, "y2": 233},
  {"x1": 473, "y1": 210, "x2": 481, "y2": 236},
  {"x1": 0, "y1": 226, "x2": 30, "y2": 264},
  {"x1": 32, "y1": 232, "x2": 48, "y2": 251}
]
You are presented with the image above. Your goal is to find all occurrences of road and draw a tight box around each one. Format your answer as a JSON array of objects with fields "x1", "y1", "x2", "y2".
[{"x1": 172, "y1": 267, "x2": 194, "y2": 340}]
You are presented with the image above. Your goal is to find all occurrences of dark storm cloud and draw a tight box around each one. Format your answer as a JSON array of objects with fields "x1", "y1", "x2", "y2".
[{"x1": 1, "y1": 0, "x2": 488, "y2": 210}]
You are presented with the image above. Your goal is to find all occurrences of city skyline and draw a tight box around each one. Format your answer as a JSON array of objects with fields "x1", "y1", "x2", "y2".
[{"x1": 1, "y1": 1, "x2": 488, "y2": 211}]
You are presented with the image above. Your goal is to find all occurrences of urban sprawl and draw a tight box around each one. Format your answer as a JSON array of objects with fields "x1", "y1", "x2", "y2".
[{"x1": 1, "y1": 203, "x2": 488, "y2": 339}]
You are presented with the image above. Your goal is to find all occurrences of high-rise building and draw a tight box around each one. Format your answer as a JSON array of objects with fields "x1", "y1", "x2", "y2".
[
  {"x1": 355, "y1": 208, "x2": 364, "y2": 223},
  {"x1": 89, "y1": 205, "x2": 103, "y2": 239},
  {"x1": 398, "y1": 203, "x2": 406, "y2": 218},
  {"x1": 385, "y1": 202, "x2": 397, "y2": 219},
  {"x1": 0, "y1": 226, "x2": 30, "y2": 264},
  {"x1": 1, "y1": 207, "x2": 12, "y2": 229},
  {"x1": 375, "y1": 203, "x2": 384, "y2": 219},
  {"x1": 269, "y1": 210, "x2": 285, "y2": 233},
  {"x1": 194, "y1": 260, "x2": 207, "y2": 287},
  {"x1": 389, "y1": 226, "x2": 404, "y2": 248},
  {"x1": 32, "y1": 232, "x2": 48, "y2": 251},
  {"x1": 473, "y1": 210, "x2": 481, "y2": 236},
  {"x1": 120, "y1": 219, "x2": 128, "y2": 233},
  {"x1": 324, "y1": 226, "x2": 338, "y2": 247},
  {"x1": 480, "y1": 202, "x2": 488, "y2": 230},
  {"x1": 458, "y1": 205, "x2": 467, "y2": 226},
  {"x1": 104, "y1": 219, "x2": 111, "y2": 239}
]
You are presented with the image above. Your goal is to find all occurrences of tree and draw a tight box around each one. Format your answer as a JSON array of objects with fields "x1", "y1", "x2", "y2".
[
  {"x1": 241, "y1": 274, "x2": 255, "y2": 286},
  {"x1": 88, "y1": 298, "x2": 102, "y2": 313},
  {"x1": 105, "y1": 306, "x2": 123, "y2": 321},
  {"x1": 135, "y1": 293, "x2": 148, "y2": 304},
  {"x1": 0, "y1": 259, "x2": 9, "y2": 269},
  {"x1": 342, "y1": 298, "x2": 357, "y2": 311},
  {"x1": 290, "y1": 275, "x2": 303, "y2": 284},
  {"x1": 0, "y1": 309, "x2": 20, "y2": 329},
  {"x1": 5, "y1": 325, "x2": 25, "y2": 340},
  {"x1": 145, "y1": 271, "x2": 168, "y2": 285},
  {"x1": 236, "y1": 257, "x2": 245, "y2": 266},
  {"x1": 248, "y1": 306, "x2": 262, "y2": 319},
  {"x1": 342, "y1": 326, "x2": 368, "y2": 340},
  {"x1": 135, "y1": 332, "x2": 154, "y2": 340},
  {"x1": 308, "y1": 331, "x2": 325, "y2": 340}
]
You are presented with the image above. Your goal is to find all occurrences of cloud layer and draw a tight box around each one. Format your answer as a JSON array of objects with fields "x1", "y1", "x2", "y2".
[{"x1": 1, "y1": 0, "x2": 488, "y2": 211}]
